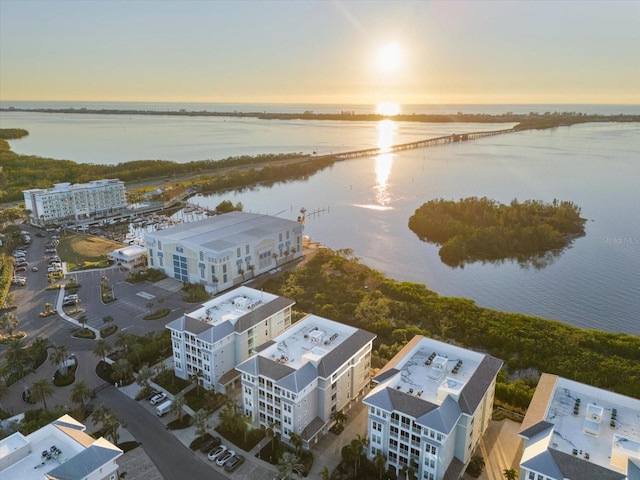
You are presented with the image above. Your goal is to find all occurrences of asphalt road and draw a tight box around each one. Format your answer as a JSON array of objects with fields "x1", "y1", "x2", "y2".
[{"x1": 99, "y1": 385, "x2": 227, "y2": 480}]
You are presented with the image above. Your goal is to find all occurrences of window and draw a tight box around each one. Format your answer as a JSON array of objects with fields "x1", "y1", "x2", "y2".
[
  {"x1": 237, "y1": 247, "x2": 241, "y2": 258},
  {"x1": 246, "y1": 244, "x2": 250, "y2": 254},
  {"x1": 172, "y1": 254, "x2": 188, "y2": 282}
]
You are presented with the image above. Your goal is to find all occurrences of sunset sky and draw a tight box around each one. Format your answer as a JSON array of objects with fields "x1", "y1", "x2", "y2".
[{"x1": 1, "y1": 0, "x2": 638, "y2": 105}]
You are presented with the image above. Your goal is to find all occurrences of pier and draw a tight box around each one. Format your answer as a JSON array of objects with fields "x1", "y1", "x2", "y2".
[{"x1": 334, "y1": 128, "x2": 515, "y2": 160}]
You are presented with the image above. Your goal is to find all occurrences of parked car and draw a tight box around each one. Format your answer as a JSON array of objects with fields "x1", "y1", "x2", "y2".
[
  {"x1": 207, "y1": 445, "x2": 227, "y2": 462},
  {"x1": 216, "y1": 450, "x2": 236, "y2": 467},
  {"x1": 199, "y1": 436, "x2": 221, "y2": 453},
  {"x1": 150, "y1": 392, "x2": 167, "y2": 405},
  {"x1": 148, "y1": 390, "x2": 162, "y2": 401},
  {"x1": 11, "y1": 277, "x2": 26, "y2": 286},
  {"x1": 224, "y1": 454, "x2": 244, "y2": 472},
  {"x1": 14, "y1": 266, "x2": 27, "y2": 273}
]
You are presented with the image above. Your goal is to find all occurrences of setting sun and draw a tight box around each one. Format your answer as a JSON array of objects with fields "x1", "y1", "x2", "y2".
[{"x1": 377, "y1": 42, "x2": 402, "y2": 72}]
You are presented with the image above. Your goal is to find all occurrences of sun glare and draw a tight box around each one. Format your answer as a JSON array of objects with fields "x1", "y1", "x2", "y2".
[
  {"x1": 377, "y1": 42, "x2": 402, "y2": 72},
  {"x1": 376, "y1": 102, "x2": 401, "y2": 116}
]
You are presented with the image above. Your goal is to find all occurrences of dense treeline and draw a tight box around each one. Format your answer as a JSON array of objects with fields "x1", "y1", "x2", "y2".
[
  {"x1": 0, "y1": 133, "x2": 316, "y2": 202},
  {"x1": 408, "y1": 197, "x2": 586, "y2": 268},
  {"x1": 262, "y1": 249, "x2": 639, "y2": 409},
  {"x1": 2, "y1": 107, "x2": 639, "y2": 125}
]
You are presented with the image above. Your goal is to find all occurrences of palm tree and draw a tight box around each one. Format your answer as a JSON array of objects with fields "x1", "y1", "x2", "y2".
[
  {"x1": 30, "y1": 378, "x2": 54, "y2": 410},
  {"x1": 50, "y1": 344, "x2": 69, "y2": 375},
  {"x1": 265, "y1": 422, "x2": 279, "y2": 462},
  {"x1": 112, "y1": 359, "x2": 133, "y2": 385},
  {"x1": 30, "y1": 336, "x2": 51, "y2": 361},
  {"x1": 92, "y1": 405, "x2": 125, "y2": 445},
  {"x1": 190, "y1": 371, "x2": 203, "y2": 396},
  {"x1": 276, "y1": 452, "x2": 304, "y2": 480},
  {"x1": 0, "y1": 312, "x2": 20, "y2": 337},
  {"x1": 503, "y1": 469, "x2": 519, "y2": 480},
  {"x1": 170, "y1": 393, "x2": 186, "y2": 422},
  {"x1": 0, "y1": 377, "x2": 8, "y2": 410},
  {"x1": 93, "y1": 338, "x2": 111, "y2": 364},
  {"x1": 319, "y1": 466, "x2": 330, "y2": 480},
  {"x1": 71, "y1": 380, "x2": 94, "y2": 410},
  {"x1": 6, "y1": 338, "x2": 29, "y2": 379},
  {"x1": 136, "y1": 365, "x2": 154, "y2": 393},
  {"x1": 373, "y1": 451, "x2": 387, "y2": 480},
  {"x1": 350, "y1": 434, "x2": 368, "y2": 476},
  {"x1": 190, "y1": 408, "x2": 210, "y2": 437},
  {"x1": 289, "y1": 432, "x2": 303, "y2": 456},
  {"x1": 115, "y1": 331, "x2": 133, "y2": 355},
  {"x1": 331, "y1": 409, "x2": 347, "y2": 427}
]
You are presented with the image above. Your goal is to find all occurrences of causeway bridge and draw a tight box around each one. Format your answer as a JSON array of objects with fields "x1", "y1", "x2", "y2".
[{"x1": 334, "y1": 127, "x2": 515, "y2": 160}]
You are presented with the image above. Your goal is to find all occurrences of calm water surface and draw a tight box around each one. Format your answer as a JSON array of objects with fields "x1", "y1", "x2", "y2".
[
  {"x1": 189, "y1": 123, "x2": 640, "y2": 336},
  {"x1": 1, "y1": 106, "x2": 638, "y2": 335}
]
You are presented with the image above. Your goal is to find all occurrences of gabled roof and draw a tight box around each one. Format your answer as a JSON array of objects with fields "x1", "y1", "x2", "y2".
[
  {"x1": 457, "y1": 355, "x2": 503, "y2": 415},
  {"x1": 236, "y1": 355, "x2": 295, "y2": 381},
  {"x1": 199, "y1": 320, "x2": 234, "y2": 344},
  {"x1": 522, "y1": 449, "x2": 626, "y2": 480},
  {"x1": 416, "y1": 395, "x2": 461, "y2": 434},
  {"x1": 235, "y1": 296, "x2": 295, "y2": 332},
  {"x1": 166, "y1": 315, "x2": 212, "y2": 335},
  {"x1": 519, "y1": 420, "x2": 554, "y2": 439},
  {"x1": 442, "y1": 456, "x2": 465, "y2": 480},
  {"x1": 301, "y1": 417, "x2": 326, "y2": 442},
  {"x1": 372, "y1": 367, "x2": 399, "y2": 384},
  {"x1": 316, "y1": 329, "x2": 376, "y2": 378},
  {"x1": 276, "y1": 361, "x2": 317, "y2": 393},
  {"x1": 46, "y1": 441, "x2": 121, "y2": 480}
]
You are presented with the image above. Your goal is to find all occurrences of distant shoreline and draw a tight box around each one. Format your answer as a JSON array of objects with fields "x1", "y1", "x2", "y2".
[{"x1": 2, "y1": 107, "x2": 640, "y2": 125}]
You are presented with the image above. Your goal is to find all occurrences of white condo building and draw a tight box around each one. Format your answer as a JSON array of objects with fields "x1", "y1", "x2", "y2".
[
  {"x1": 23, "y1": 179, "x2": 127, "y2": 225},
  {"x1": 236, "y1": 315, "x2": 376, "y2": 449},
  {"x1": 165, "y1": 286, "x2": 295, "y2": 392},
  {"x1": 363, "y1": 336, "x2": 503, "y2": 480},
  {"x1": 519, "y1": 373, "x2": 640, "y2": 480},
  {"x1": 144, "y1": 211, "x2": 303, "y2": 293},
  {"x1": 0, "y1": 414, "x2": 122, "y2": 480}
]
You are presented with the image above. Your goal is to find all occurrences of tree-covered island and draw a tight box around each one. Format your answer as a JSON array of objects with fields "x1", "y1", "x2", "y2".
[{"x1": 408, "y1": 197, "x2": 586, "y2": 268}]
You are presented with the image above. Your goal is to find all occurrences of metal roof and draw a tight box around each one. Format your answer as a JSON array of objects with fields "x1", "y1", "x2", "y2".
[{"x1": 145, "y1": 211, "x2": 302, "y2": 251}]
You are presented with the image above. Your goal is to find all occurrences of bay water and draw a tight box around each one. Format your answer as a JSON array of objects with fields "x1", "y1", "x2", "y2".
[{"x1": 1, "y1": 104, "x2": 638, "y2": 335}]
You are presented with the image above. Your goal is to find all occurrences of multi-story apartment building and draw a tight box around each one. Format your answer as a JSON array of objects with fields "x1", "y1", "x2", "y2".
[
  {"x1": 236, "y1": 315, "x2": 376, "y2": 449},
  {"x1": 144, "y1": 211, "x2": 303, "y2": 294},
  {"x1": 0, "y1": 414, "x2": 122, "y2": 480},
  {"x1": 519, "y1": 373, "x2": 640, "y2": 480},
  {"x1": 166, "y1": 286, "x2": 295, "y2": 392},
  {"x1": 23, "y1": 179, "x2": 127, "y2": 225},
  {"x1": 363, "y1": 336, "x2": 503, "y2": 480}
]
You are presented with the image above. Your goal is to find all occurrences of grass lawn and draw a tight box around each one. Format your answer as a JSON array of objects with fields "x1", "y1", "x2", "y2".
[{"x1": 57, "y1": 232, "x2": 124, "y2": 270}]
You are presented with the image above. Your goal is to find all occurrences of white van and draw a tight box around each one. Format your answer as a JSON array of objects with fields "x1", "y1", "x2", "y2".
[{"x1": 156, "y1": 400, "x2": 172, "y2": 417}]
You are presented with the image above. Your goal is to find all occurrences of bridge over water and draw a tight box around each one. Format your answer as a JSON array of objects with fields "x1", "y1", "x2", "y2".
[{"x1": 333, "y1": 127, "x2": 515, "y2": 160}]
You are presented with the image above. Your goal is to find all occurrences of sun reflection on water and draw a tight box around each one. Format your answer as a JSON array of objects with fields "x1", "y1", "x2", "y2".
[{"x1": 374, "y1": 119, "x2": 397, "y2": 207}]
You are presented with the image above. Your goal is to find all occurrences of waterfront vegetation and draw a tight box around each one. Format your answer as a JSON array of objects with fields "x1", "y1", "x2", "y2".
[
  {"x1": 408, "y1": 197, "x2": 586, "y2": 268},
  {"x1": 263, "y1": 248, "x2": 640, "y2": 408},
  {"x1": 3, "y1": 111, "x2": 638, "y2": 203}
]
